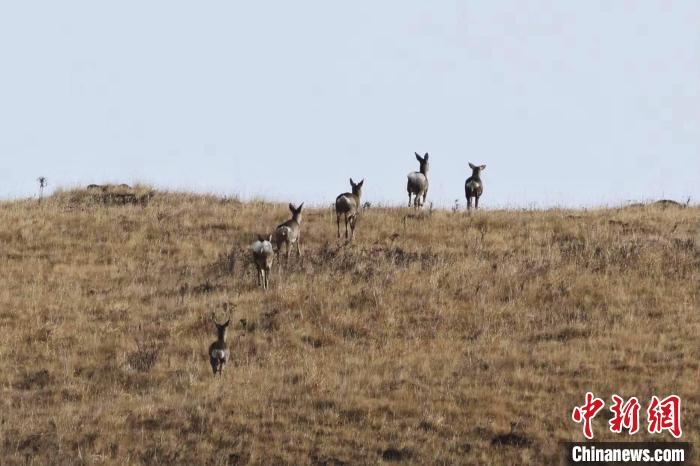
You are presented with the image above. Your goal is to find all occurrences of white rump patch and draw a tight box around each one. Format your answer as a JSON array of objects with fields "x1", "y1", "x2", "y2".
[
  {"x1": 211, "y1": 349, "x2": 227, "y2": 359},
  {"x1": 407, "y1": 172, "x2": 426, "y2": 183},
  {"x1": 252, "y1": 241, "x2": 273, "y2": 254}
]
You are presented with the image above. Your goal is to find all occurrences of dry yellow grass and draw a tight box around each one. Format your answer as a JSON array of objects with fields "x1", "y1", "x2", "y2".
[{"x1": 0, "y1": 188, "x2": 698, "y2": 465}]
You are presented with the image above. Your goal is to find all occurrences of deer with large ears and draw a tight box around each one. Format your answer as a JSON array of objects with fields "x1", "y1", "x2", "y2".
[
  {"x1": 407, "y1": 152, "x2": 429, "y2": 208},
  {"x1": 251, "y1": 234, "x2": 274, "y2": 290},
  {"x1": 209, "y1": 313, "x2": 230, "y2": 377},
  {"x1": 465, "y1": 163, "x2": 486, "y2": 210},
  {"x1": 335, "y1": 178, "x2": 364, "y2": 241},
  {"x1": 273, "y1": 203, "x2": 304, "y2": 267}
]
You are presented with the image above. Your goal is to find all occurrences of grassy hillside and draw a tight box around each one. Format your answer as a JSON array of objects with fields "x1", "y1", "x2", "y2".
[{"x1": 0, "y1": 188, "x2": 698, "y2": 465}]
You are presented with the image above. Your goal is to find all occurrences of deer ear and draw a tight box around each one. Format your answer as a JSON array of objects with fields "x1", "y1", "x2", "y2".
[
  {"x1": 288, "y1": 203, "x2": 295, "y2": 212},
  {"x1": 349, "y1": 178, "x2": 355, "y2": 187},
  {"x1": 415, "y1": 152, "x2": 422, "y2": 162},
  {"x1": 257, "y1": 234, "x2": 265, "y2": 242},
  {"x1": 358, "y1": 179, "x2": 364, "y2": 187},
  {"x1": 480, "y1": 165, "x2": 486, "y2": 171},
  {"x1": 424, "y1": 153, "x2": 429, "y2": 161},
  {"x1": 267, "y1": 234, "x2": 273, "y2": 242},
  {"x1": 469, "y1": 162, "x2": 477, "y2": 170},
  {"x1": 297, "y1": 202, "x2": 304, "y2": 212}
]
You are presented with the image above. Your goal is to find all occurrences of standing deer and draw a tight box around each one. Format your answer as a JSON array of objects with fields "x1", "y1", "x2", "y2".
[
  {"x1": 407, "y1": 152, "x2": 429, "y2": 208},
  {"x1": 209, "y1": 313, "x2": 230, "y2": 377},
  {"x1": 465, "y1": 163, "x2": 486, "y2": 210},
  {"x1": 274, "y1": 203, "x2": 304, "y2": 267},
  {"x1": 251, "y1": 234, "x2": 274, "y2": 290},
  {"x1": 335, "y1": 178, "x2": 364, "y2": 241}
]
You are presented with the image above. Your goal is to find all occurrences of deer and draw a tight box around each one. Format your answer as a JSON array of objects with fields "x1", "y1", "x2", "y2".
[
  {"x1": 273, "y1": 203, "x2": 304, "y2": 267},
  {"x1": 407, "y1": 152, "x2": 429, "y2": 208},
  {"x1": 209, "y1": 313, "x2": 230, "y2": 377},
  {"x1": 251, "y1": 234, "x2": 274, "y2": 290},
  {"x1": 465, "y1": 163, "x2": 486, "y2": 210},
  {"x1": 335, "y1": 178, "x2": 364, "y2": 241}
]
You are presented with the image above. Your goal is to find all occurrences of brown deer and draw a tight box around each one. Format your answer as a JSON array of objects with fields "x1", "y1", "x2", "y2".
[
  {"x1": 209, "y1": 313, "x2": 230, "y2": 377},
  {"x1": 251, "y1": 234, "x2": 274, "y2": 290},
  {"x1": 465, "y1": 163, "x2": 486, "y2": 210},
  {"x1": 335, "y1": 178, "x2": 364, "y2": 241},
  {"x1": 407, "y1": 152, "x2": 429, "y2": 208},
  {"x1": 273, "y1": 203, "x2": 304, "y2": 267}
]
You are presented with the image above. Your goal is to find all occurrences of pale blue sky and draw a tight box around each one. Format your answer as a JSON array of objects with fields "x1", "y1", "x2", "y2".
[{"x1": 1, "y1": 1, "x2": 698, "y2": 207}]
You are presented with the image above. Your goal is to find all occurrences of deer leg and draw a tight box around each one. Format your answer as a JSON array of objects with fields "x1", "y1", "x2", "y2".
[
  {"x1": 337, "y1": 214, "x2": 341, "y2": 238},
  {"x1": 285, "y1": 241, "x2": 290, "y2": 264},
  {"x1": 467, "y1": 197, "x2": 472, "y2": 211},
  {"x1": 475, "y1": 196, "x2": 480, "y2": 210},
  {"x1": 408, "y1": 192, "x2": 412, "y2": 207},
  {"x1": 344, "y1": 213, "x2": 349, "y2": 239},
  {"x1": 296, "y1": 238, "x2": 302, "y2": 258}
]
